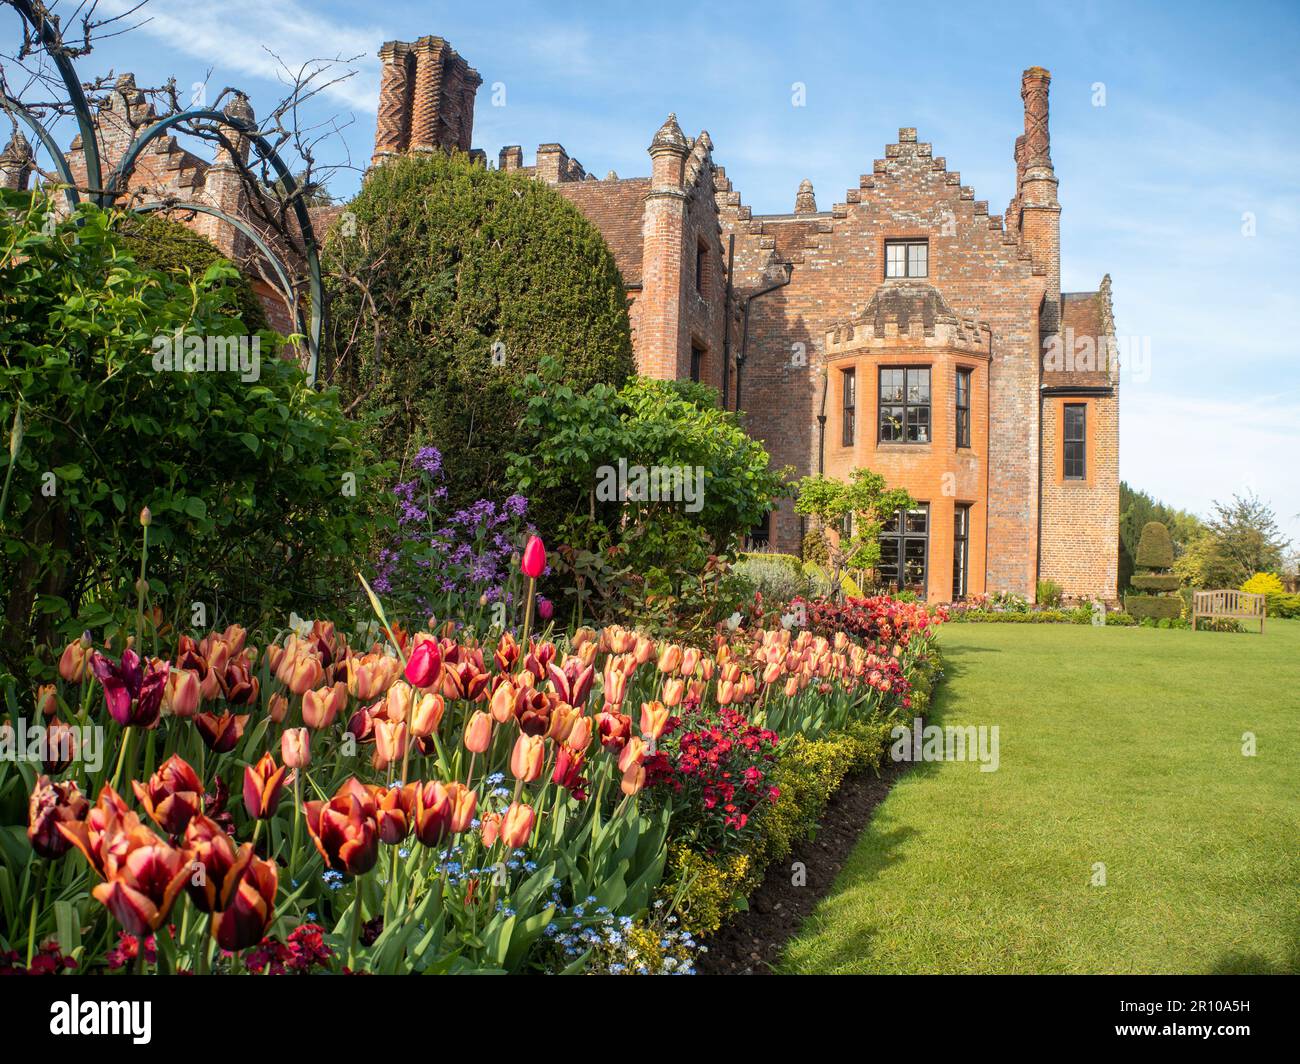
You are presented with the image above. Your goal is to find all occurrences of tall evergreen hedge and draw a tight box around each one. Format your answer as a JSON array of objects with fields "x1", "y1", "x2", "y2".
[{"x1": 322, "y1": 152, "x2": 635, "y2": 505}]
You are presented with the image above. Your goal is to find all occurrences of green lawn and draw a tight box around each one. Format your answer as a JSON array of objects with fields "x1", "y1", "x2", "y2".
[{"x1": 781, "y1": 619, "x2": 1300, "y2": 974}]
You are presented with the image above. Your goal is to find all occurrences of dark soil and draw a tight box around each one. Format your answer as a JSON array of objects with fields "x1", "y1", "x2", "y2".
[{"x1": 696, "y1": 753, "x2": 913, "y2": 975}]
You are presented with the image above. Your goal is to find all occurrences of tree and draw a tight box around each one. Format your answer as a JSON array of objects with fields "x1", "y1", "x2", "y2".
[
  {"x1": 793, "y1": 470, "x2": 913, "y2": 598},
  {"x1": 322, "y1": 152, "x2": 635, "y2": 509},
  {"x1": 0, "y1": 192, "x2": 382, "y2": 676},
  {"x1": 1123, "y1": 521, "x2": 1181, "y2": 620},
  {"x1": 1118, "y1": 481, "x2": 1204, "y2": 590},
  {"x1": 1205, "y1": 492, "x2": 1289, "y2": 585}
]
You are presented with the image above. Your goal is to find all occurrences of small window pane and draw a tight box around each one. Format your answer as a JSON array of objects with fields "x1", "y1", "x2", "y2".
[
  {"x1": 880, "y1": 369, "x2": 905, "y2": 402},
  {"x1": 908, "y1": 243, "x2": 928, "y2": 277},
  {"x1": 905, "y1": 508, "x2": 928, "y2": 534}
]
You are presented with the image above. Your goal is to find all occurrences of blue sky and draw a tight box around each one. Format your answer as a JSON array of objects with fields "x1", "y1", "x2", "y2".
[{"x1": 36, "y1": 0, "x2": 1300, "y2": 548}]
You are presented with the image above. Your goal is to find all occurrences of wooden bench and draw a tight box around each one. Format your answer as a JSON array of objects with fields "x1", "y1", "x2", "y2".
[{"x1": 1192, "y1": 590, "x2": 1266, "y2": 633}]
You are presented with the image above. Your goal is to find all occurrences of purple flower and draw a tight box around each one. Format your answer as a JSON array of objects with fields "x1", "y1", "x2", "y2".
[{"x1": 89, "y1": 648, "x2": 169, "y2": 728}]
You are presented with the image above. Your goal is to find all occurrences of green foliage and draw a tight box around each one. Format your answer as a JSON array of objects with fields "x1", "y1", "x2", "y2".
[
  {"x1": 1135, "y1": 521, "x2": 1175, "y2": 570},
  {"x1": 802, "y1": 526, "x2": 829, "y2": 565},
  {"x1": 1129, "y1": 572, "x2": 1181, "y2": 592},
  {"x1": 1206, "y1": 492, "x2": 1289, "y2": 583},
  {"x1": 733, "y1": 554, "x2": 808, "y2": 604},
  {"x1": 1119, "y1": 482, "x2": 1204, "y2": 590},
  {"x1": 1265, "y1": 591, "x2": 1300, "y2": 619},
  {"x1": 1123, "y1": 593, "x2": 1183, "y2": 621},
  {"x1": 322, "y1": 151, "x2": 635, "y2": 508},
  {"x1": 794, "y1": 469, "x2": 912, "y2": 598},
  {"x1": 506, "y1": 361, "x2": 787, "y2": 622},
  {"x1": 115, "y1": 213, "x2": 270, "y2": 333},
  {"x1": 0, "y1": 192, "x2": 382, "y2": 675},
  {"x1": 1035, "y1": 579, "x2": 1063, "y2": 607}
]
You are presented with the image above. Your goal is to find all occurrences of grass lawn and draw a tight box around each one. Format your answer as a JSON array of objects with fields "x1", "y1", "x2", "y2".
[{"x1": 781, "y1": 619, "x2": 1300, "y2": 974}]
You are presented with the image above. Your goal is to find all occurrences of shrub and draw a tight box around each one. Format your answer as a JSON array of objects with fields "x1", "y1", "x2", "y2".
[
  {"x1": 1241, "y1": 572, "x2": 1285, "y2": 596},
  {"x1": 1265, "y1": 591, "x2": 1300, "y2": 619},
  {"x1": 1036, "y1": 579, "x2": 1063, "y2": 607},
  {"x1": 116, "y1": 213, "x2": 270, "y2": 333},
  {"x1": 802, "y1": 526, "x2": 829, "y2": 565},
  {"x1": 0, "y1": 192, "x2": 381, "y2": 676},
  {"x1": 733, "y1": 554, "x2": 807, "y2": 604},
  {"x1": 1125, "y1": 520, "x2": 1179, "y2": 621},
  {"x1": 323, "y1": 152, "x2": 635, "y2": 510},
  {"x1": 1135, "y1": 521, "x2": 1175, "y2": 569},
  {"x1": 1124, "y1": 594, "x2": 1182, "y2": 621}
]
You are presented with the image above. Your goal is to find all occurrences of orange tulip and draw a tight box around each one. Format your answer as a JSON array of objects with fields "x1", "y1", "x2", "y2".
[
  {"x1": 661, "y1": 677, "x2": 685, "y2": 708},
  {"x1": 287, "y1": 654, "x2": 324, "y2": 696},
  {"x1": 410, "y1": 691, "x2": 446, "y2": 738},
  {"x1": 480, "y1": 811, "x2": 502, "y2": 848},
  {"x1": 301, "y1": 687, "x2": 337, "y2": 730},
  {"x1": 657, "y1": 643, "x2": 683, "y2": 674},
  {"x1": 268, "y1": 691, "x2": 289, "y2": 724},
  {"x1": 56, "y1": 785, "x2": 134, "y2": 877},
  {"x1": 639, "y1": 701, "x2": 671, "y2": 741},
  {"x1": 567, "y1": 714, "x2": 593, "y2": 752},
  {"x1": 384, "y1": 680, "x2": 412, "y2": 723},
  {"x1": 463, "y1": 710, "x2": 493, "y2": 753},
  {"x1": 58, "y1": 639, "x2": 90, "y2": 683},
  {"x1": 243, "y1": 753, "x2": 287, "y2": 820},
  {"x1": 717, "y1": 680, "x2": 737, "y2": 705},
  {"x1": 184, "y1": 814, "x2": 241, "y2": 913},
  {"x1": 446, "y1": 783, "x2": 477, "y2": 834},
  {"x1": 36, "y1": 684, "x2": 57, "y2": 719},
  {"x1": 166, "y1": 668, "x2": 202, "y2": 718},
  {"x1": 618, "y1": 736, "x2": 647, "y2": 775},
  {"x1": 93, "y1": 833, "x2": 191, "y2": 935},
  {"x1": 510, "y1": 733, "x2": 545, "y2": 783},
  {"x1": 500, "y1": 802, "x2": 535, "y2": 849},
  {"x1": 490, "y1": 679, "x2": 516, "y2": 723},
  {"x1": 680, "y1": 647, "x2": 700, "y2": 678},
  {"x1": 620, "y1": 761, "x2": 646, "y2": 797},
  {"x1": 632, "y1": 635, "x2": 655, "y2": 666},
  {"x1": 281, "y1": 727, "x2": 310, "y2": 769},
  {"x1": 372, "y1": 717, "x2": 409, "y2": 771},
  {"x1": 546, "y1": 702, "x2": 577, "y2": 743}
]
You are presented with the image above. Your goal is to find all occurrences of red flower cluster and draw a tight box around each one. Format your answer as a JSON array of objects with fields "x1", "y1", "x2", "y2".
[
  {"x1": 795, "y1": 595, "x2": 941, "y2": 648},
  {"x1": 651, "y1": 703, "x2": 779, "y2": 847},
  {"x1": 242, "y1": 923, "x2": 335, "y2": 974},
  {"x1": 0, "y1": 941, "x2": 78, "y2": 975}
]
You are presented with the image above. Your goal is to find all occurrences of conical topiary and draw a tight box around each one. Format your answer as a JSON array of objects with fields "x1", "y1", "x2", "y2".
[{"x1": 1124, "y1": 521, "x2": 1182, "y2": 618}]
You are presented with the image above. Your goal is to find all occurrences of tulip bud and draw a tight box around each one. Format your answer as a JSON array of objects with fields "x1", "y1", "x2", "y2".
[
  {"x1": 372, "y1": 718, "x2": 409, "y2": 771},
  {"x1": 447, "y1": 783, "x2": 477, "y2": 834},
  {"x1": 633, "y1": 635, "x2": 655, "y2": 666},
  {"x1": 268, "y1": 691, "x2": 289, "y2": 724},
  {"x1": 410, "y1": 691, "x2": 446, "y2": 738},
  {"x1": 301, "y1": 687, "x2": 337, "y2": 730},
  {"x1": 639, "y1": 701, "x2": 670, "y2": 741},
  {"x1": 281, "y1": 727, "x2": 310, "y2": 768},
  {"x1": 288, "y1": 654, "x2": 324, "y2": 696},
  {"x1": 36, "y1": 684, "x2": 57, "y2": 719},
  {"x1": 500, "y1": 801, "x2": 535, "y2": 849},
  {"x1": 680, "y1": 647, "x2": 700, "y2": 677},
  {"x1": 510, "y1": 733, "x2": 545, "y2": 783},
  {"x1": 140, "y1": 506, "x2": 152, "y2": 527},
  {"x1": 618, "y1": 735, "x2": 647, "y2": 775},
  {"x1": 480, "y1": 811, "x2": 502, "y2": 848},
  {"x1": 58, "y1": 640, "x2": 89, "y2": 683},
  {"x1": 166, "y1": 668, "x2": 202, "y2": 718},
  {"x1": 490, "y1": 679, "x2": 516, "y2": 724},
  {"x1": 404, "y1": 638, "x2": 443, "y2": 689},
  {"x1": 567, "y1": 714, "x2": 593, "y2": 752},
  {"x1": 657, "y1": 643, "x2": 683, "y2": 674},
  {"x1": 620, "y1": 761, "x2": 646, "y2": 797},
  {"x1": 521, "y1": 535, "x2": 547, "y2": 579},
  {"x1": 661, "y1": 677, "x2": 685, "y2": 708},
  {"x1": 463, "y1": 710, "x2": 493, "y2": 754},
  {"x1": 243, "y1": 753, "x2": 287, "y2": 820}
]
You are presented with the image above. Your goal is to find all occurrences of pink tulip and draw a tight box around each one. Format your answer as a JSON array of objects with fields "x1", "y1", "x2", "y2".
[{"x1": 521, "y1": 536, "x2": 546, "y2": 579}]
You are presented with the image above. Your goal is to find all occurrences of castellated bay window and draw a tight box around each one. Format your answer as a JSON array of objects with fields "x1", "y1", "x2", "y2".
[
  {"x1": 1063, "y1": 403, "x2": 1087, "y2": 480},
  {"x1": 885, "y1": 239, "x2": 928, "y2": 279},
  {"x1": 955, "y1": 368, "x2": 972, "y2": 448},
  {"x1": 841, "y1": 368, "x2": 856, "y2": 446},
  {"x1": 879, "y1": 367, "x2": 931, "y2": 443}
]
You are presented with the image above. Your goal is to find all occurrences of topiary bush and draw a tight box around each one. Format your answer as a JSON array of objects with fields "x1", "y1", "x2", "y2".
[
  {"x1": 1125, "y1": 521, "x2": 1181, "y2": 621},
  {"x1": 322, "y1": 151, "x2": 635, "y2": 508}
]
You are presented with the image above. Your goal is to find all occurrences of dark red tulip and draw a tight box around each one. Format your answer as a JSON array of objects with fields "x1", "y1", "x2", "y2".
[
  {"x1": 90, "y1": 648, "x2": 169, "y2": 727},
  {"x1": 212, "y1": 849, "x2": 278, "y2": 951},
  {"x1": 28, "y1": 776, "x2": 89, "y2": 859},
  {"x1": 304, "y1": 778, "x2": 380, "y2": 875},
  {"x1": 132, "y1": 754, "x2": 204, "y2": 835},
  {"x1": 243, "y1": 753, "x2": 288, "y2": 821},
  {"x1": 194, "y1": 711, "x2": 249, "y2": 753}
]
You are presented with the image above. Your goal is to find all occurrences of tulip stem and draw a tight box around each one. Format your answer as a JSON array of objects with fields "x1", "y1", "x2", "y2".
[
  {"x1": 290, "y1": 775, "x2": 303, "y2": 876},
  {"x1": 346, "y1": 881, "x2": 364, "y2": 971},
  {"x1": 520, "y1": 576, "x2": 537, "y2": 651},
  {"x1": 111, "y1": 726, "x2": 133, "y2": 793},
  {"x1": 25, "y1": 863, "x2": 41, "y2": 967}
]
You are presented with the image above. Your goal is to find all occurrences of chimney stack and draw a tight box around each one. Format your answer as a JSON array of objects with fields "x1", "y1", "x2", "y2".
[
  {"x1": 1015, "y1": 67, "x2": 1061, "y2": 335},
  {"x1": 371, "y1": 35, "x2": 482, "y2": 166}
]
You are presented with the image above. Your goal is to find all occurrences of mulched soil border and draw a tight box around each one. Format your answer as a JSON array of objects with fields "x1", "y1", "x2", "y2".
[{"x1": 695, "y1": 748, "x2": 915, "y2": 975}]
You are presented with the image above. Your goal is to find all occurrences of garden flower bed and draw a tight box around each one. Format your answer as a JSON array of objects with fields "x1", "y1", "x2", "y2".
[{"x1": 2, "y1": 572, "x2": 941, "y2": 975}]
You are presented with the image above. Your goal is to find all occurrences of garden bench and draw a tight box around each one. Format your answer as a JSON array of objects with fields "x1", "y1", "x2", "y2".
[{"x1": 1192, "y1": 590, "x2": 1265, "y2": 633}]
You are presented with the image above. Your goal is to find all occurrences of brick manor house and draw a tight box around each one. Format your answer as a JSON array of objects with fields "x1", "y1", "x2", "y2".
[{"x1": 0, "y1": 33, "x2": 1120, "y2": 604}]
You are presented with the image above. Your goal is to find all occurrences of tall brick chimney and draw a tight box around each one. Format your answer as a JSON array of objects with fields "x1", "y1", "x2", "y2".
[
  {"x1": 794, "y1": 178, "x2": 817, "y2": 214},
  {"x1": 640, "y1": 113, "x2": 691, "y2": 379},
  {"x1": 1016, "y1": 67, "x2": 1060, "y2": 335},
  {"x1": 195, "y1": 94, "x2": 254, "y2": 261},
  {"x1": 371, "y1": 35, "x2": 481, "y2": 166}
]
